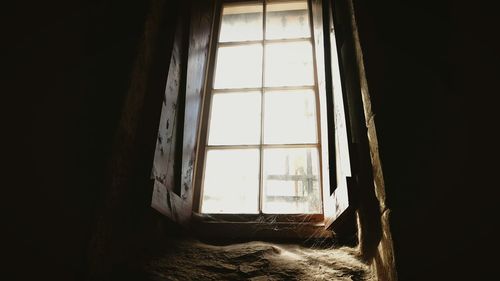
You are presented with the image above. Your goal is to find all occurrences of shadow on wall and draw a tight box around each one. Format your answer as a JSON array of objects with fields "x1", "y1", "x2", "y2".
[{"x1": 331, "y1": 0, "x2": 396, "y2": 280}]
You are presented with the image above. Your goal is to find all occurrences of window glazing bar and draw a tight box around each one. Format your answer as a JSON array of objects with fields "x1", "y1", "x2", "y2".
[
  {"x1": 218, "y1": 37, "x2": 311, "y2": 48},
  {"x1": 212, "y1": 85, "x2": 315, "y2": 93},
  {"x1": 207, "y1": 143, "x2": 320, "y2": 150}
]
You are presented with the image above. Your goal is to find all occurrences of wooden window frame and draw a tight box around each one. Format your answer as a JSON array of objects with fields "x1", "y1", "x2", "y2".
[
  {"x1": 151, "y1": 0, "x2": 357, "y2": 239},
  {"x1": 192, "y1": 0, "x2": 329, "y2": 226}
]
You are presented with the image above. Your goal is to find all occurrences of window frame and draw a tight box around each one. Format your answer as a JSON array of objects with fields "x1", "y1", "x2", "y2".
[
  {"x1": 149, "y1": 0, "x2": 358, "y2": 238},
  {"x1": 192, "y1": 0, "x2": 330, "y2": 223}
]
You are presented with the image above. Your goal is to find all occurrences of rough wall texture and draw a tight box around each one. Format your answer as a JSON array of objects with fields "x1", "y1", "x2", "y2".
[
  {"x1": 347, "y1": 1, "x2": 397, "y2": 280},
  {"x1": 351, "y1": 0, "x2": 499, "y2": 280},
  {"x1": 86, "y1": 0, "x2": 181, "y2": 279},
  {"x1": 332, "y1": 0, "x2": 397, "y2": 280},
  {"x1": 9, "y1": 0, "x2": 152, "y2": 280}
]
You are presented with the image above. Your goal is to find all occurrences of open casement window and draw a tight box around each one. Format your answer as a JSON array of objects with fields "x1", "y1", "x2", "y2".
[{"x1": 151, "y1": 0, "x2": 356, "y2": 234}]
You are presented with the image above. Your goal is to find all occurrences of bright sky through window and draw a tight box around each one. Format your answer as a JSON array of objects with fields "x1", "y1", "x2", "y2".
[{"x1": 201, "y1": 0, "x2": 323, "y2": 214}]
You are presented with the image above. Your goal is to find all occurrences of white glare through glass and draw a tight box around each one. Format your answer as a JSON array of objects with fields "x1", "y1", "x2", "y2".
[
  {"x1": 202, "y1": 149, "x2": 260, "y2": 214},
  {"x1": 214, "y1": 44, "x2": 263, "y2": 89},
  {"x1": 208, "y1": 92, "x2": 261, "y2": 145},
  {"x1": 266, "y1": 1, "x2": 310, "y2": 39},
  {"x1": 202, "y1": 1, "x2": 322, "y2": 215},
  {"x1": 265, "y1": 41, "x2": 314, "y2": 87},
  {"x1": 264, "y1": 90, "x2": 318, "y2": 144},
  {"x1": 263, "y1": 147, "x2": 321, "y2": 214},
  {"x1": 219, "y1": 4, "x2": 263, "y2": 42}
]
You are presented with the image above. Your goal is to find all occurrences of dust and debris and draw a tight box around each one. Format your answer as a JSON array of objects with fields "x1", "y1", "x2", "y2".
[{"x1": 144, "y1": 239, "x2": 374, "y2": 281}]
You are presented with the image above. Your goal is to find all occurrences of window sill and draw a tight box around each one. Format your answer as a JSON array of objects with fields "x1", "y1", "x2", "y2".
[{"x1": 190, "y1": 212, "x2": 333, "y2": 240}]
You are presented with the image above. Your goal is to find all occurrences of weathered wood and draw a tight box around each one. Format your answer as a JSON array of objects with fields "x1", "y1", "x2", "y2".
[
  {"x1": 336, "y1": 1, "x2": 397, "y2": 279},
  {"x1": 151, "y1": 8, "x2": 186, "y2": 193},
  {"x1": 192, "y1": 221, "x2": 334, "y2": 239},
  {"x1": 327, "y1": 0, "x2": 357, "y2": 232},
  {"x1": 311, "y1": 0, "x2": 335, "y2": 230},
  {"x1": 178, "y1": 0, "x2": 215, "y2": 222},
  {"x1": 152, "y1": 0, "x2": 215, "y2": 225},
  {"x1": 192, "y1": 213, "x2": 324, "y2": 223},
  {"x1": 312, "y1": 0, "x2": 356, "y2": 231},
  {"x1": 151, "y1": 0, "x2": 190, "y2": 222}
]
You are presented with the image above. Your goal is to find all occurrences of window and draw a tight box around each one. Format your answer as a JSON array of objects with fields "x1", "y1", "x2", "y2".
[
  {"x1": 197, "y1": 0, "x2": 325, "y2": 216},
  {"x1": 152, "y1": 0, "x2": 354, "y2": 233}
]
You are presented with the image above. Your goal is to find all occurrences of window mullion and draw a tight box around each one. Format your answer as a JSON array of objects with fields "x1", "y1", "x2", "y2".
[{"x1": 258, "y1": 0, "x2": 267, "y2": 214}]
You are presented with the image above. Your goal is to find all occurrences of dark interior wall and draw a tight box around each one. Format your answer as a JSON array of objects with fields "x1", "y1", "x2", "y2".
[
  {"x1": 351, "y1": 0, "x2": 499, "y2": 280},
  {"x1": 8, "y1": 0, "x2": 181, "y2": 280}
]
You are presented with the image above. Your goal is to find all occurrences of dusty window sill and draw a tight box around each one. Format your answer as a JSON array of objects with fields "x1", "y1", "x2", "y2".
[{"x1": 190, "y1": 212, "x2": 333, "y2": 240}]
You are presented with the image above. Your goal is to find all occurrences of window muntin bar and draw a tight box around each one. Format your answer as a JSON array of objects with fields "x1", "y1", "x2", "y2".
[
  {"x1": 218, "y1": 37, "x2": 312, "y2": 47},
  {"x1": 212, "y1": 85, "x2": 315, "y2": 94},
  {"x1": 207, "y1": 143, "x2": 320, "y2": 149}
]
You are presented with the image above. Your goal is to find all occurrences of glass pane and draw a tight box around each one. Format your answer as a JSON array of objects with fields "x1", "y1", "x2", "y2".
[
  {"x1": 262, "y1": 147, "x2": 322, "y2": 214},
  {"x1": 264, "y1": 90, "x2": 317, "y2": 144},
  {"x1": 264, "y1": 41, "x2": 314, "y2": 87},
  {"x1": 202, "y1": 149, "x2": 260, "y2": 214},
  {"x1": 208, "y1": 92, "x2": 261, "y2": 145},
  {"x1": 214, "y1": 44, "x2": 263, "y2": 89},
  {"x1": 266, "y1": 1, "x2": 310, "y2": 39},
  {"x1": 219, "y1": 4, "x2": 263, "y2": 42}
]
